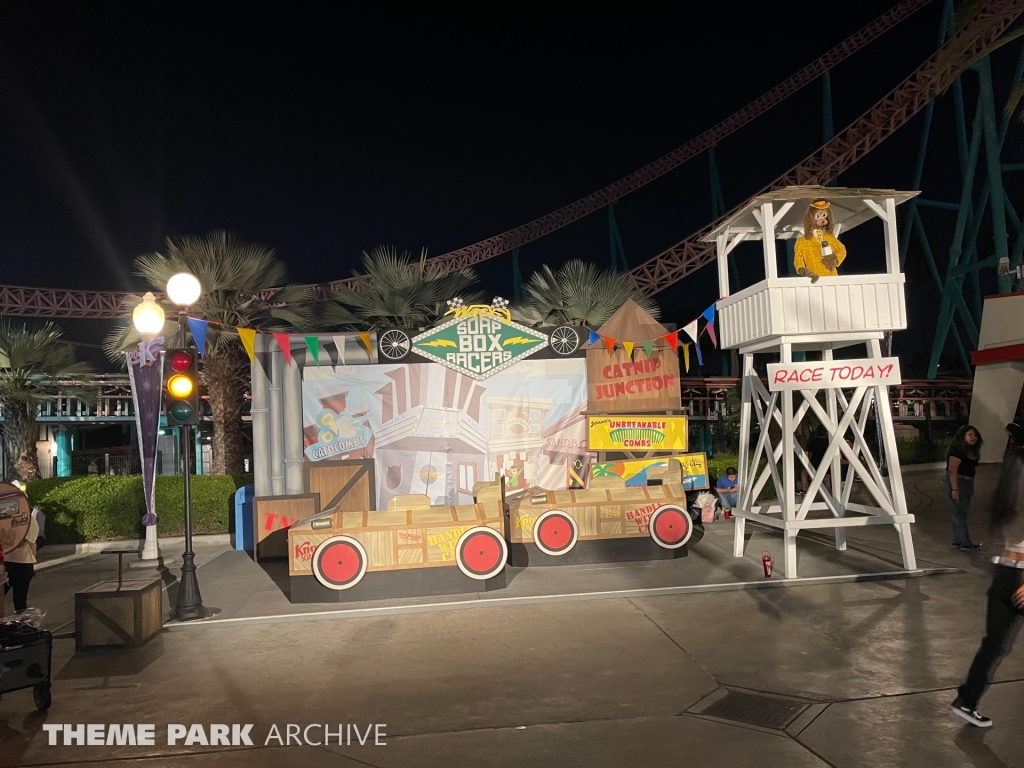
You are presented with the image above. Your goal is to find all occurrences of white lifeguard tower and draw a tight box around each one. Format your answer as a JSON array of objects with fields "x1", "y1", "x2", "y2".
[{"x1": 707, "y1": 186, "x2": 919, "y2": 578}]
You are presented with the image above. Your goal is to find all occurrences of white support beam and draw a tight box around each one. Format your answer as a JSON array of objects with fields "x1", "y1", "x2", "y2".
[
  {"x1": 761, "y1": 202, "x2": 778, "y2": 280},
  {"x1": 802, "y1": 392, "x2": 896, "y2": 516},
  {"x1": 884, "y1": 196, "x2": 900, "y2": 276},
  {"x1": 771, "y1": 201, "x2": 795, "y2": 228},
  {"x1": 717, "y1": 234, "x2": 731, "y2": 299},
  {"x1": 862, "y1": 198, "x2": 889, "y2": 223}
]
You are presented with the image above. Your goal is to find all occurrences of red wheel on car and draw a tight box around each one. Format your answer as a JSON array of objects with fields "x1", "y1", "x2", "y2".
[
  {"x1": 532, "y1": 509, "x2": 578, "y2": 556},
  {"x1": 456, "y1": 527, "x2": 507, "y2": 580},
  {"x1": 649, "y1": 504, "x2": 691, "y2": 549},
  {"x1": 312, "y1": 535, "x2": 368, "y2": 590}
]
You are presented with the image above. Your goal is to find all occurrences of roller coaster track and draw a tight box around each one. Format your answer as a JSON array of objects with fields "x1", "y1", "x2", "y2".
[
  {"x1": 628, "y1": 0, "x2": 1024, "y2": 295},
  {"x1": 0, "y1": 0, "x2": 932, "y2": 318}
]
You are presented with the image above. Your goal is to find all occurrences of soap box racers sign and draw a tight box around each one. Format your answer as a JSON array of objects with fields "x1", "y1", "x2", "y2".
[
  {"x1": 587, "y1": 415, "x2": 688, "y2": 451},
  {"x1": 411, "y1": 305, "x2": 547, "y2": 380},
  {"x1": 767, "y1": 358, "x2": 901, "y2": 392}
]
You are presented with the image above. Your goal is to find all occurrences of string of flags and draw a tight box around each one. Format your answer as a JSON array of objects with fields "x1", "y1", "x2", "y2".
[
  {"x1": 185, "y1": 317, "x2": 372, "y2": 366},
  {"x1": 585, "y1": 303, "x2": 717, "y2": 373},
  {"x1": 185, "y1": 300, "x2": 718, "y2": 373}
]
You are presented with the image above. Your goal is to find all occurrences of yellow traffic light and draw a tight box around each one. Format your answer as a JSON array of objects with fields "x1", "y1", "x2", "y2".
[{"x1": 167, "y1": 373, "x2": 195, "y2": 398}]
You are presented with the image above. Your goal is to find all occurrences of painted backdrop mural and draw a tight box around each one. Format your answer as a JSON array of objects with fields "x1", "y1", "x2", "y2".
[{"x1": 302, "y1": 358, "x2": 589, "y2": 507}]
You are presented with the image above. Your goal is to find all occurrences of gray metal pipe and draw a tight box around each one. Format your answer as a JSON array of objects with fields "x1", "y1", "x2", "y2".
[
  {"x1": 250, "y1": 333, "x2": 272, "y2": 497},
  {"x1": 269, "y1": 346, "x2": 285, "y2": 496},
  {"x1": 282, "y1": 345, "x2": 305, "y2": 494}
]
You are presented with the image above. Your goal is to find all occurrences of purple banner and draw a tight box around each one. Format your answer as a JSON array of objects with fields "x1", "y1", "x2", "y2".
[{"x1": 127, "y1": 339, "x2": 164, "y2": 528}]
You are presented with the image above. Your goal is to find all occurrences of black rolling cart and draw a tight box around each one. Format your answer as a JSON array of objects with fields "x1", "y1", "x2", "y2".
[{"x1": 0, "y1": 620, "x2": 52, "y2": 710}]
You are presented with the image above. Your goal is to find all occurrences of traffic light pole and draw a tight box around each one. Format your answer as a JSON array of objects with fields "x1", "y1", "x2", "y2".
[{"x1": 173, "y1": 309, "x2": 205, "y2": 621}]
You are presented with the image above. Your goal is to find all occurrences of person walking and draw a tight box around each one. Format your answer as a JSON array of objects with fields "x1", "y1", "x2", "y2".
[
  {"x1": 3, "y1": 509, "x2": 39, "y2": 613},
  {"x1": 944, "y1": 425, "x2": 984, "y2": 550},
  {"x1": 950, "y1": 422, "x2": 1024, "y2": 727}
]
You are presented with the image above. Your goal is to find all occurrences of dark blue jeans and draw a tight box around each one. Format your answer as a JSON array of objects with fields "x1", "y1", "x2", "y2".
[{"x1": 942, "y1": 473, "x2": 975, "y2": 546}]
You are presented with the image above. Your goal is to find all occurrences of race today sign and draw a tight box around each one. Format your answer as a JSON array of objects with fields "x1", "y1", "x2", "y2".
[
  {"x1": 411, "y1": 306, "x2": 547, "y2": 380},
  {"x1": 767, "y1": 358, "x2": 902, "y2": 391}
]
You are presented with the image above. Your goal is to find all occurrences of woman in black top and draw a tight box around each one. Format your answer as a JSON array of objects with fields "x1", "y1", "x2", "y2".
[{"x1": 944, "y1": 425, "x2": 983, "y2": 549}]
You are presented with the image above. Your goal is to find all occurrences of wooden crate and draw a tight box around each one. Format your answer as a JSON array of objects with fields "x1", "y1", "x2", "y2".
[
  {"x1": 75, "y1": 578, "x2": 162, "y2": 649},
  {"x1": 509, "y1": 483, "x2": 686, "y2": 543},
  {"x1": 254, "y1": 494, "x2": 320, "y2": 560},
  {"x1": 304, "y1": 459, "x2": 375, "y2": 513}
]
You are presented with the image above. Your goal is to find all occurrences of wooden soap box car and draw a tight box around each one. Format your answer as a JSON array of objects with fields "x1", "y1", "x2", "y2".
[
  {"x1": 506, "y1": 463, "x2": 694, "y2": 565},
  {"x1": 289, "y1": 477, "x2": 508, "y2": 598}
]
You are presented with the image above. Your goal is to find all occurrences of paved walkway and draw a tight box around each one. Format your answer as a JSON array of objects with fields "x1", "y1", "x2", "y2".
[{"x1": 1, "y1": 465, "x2": 1021, "y2": 766}]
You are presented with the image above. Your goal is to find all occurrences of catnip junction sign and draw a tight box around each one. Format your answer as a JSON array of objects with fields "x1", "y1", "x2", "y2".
[{"x1": 411, "y1": 306, "x2": 548, "y2": 379}]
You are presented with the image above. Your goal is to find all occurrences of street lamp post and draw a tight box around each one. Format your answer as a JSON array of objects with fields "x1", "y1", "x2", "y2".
[
  {"x1": 132, "y1": 292, "x2": 165, "y2": 561},
  {"x1": 166, "y1": 272, "x2": 205, "y2": 621}
]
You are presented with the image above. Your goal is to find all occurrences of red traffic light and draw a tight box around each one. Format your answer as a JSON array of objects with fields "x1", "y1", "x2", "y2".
[{"x1": 169, "y1": 350, "x2": 193, "y2": 371}]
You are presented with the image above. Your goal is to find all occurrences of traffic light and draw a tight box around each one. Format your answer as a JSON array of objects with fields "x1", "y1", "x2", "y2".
[{"x1": 163, "y1": 348, "x2": 200, "y2": 426}]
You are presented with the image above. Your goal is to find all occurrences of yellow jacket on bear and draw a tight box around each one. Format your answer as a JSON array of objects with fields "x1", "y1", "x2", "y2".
[{"x1": 794, "y1": 231, "x2": 846, "y2": 277}]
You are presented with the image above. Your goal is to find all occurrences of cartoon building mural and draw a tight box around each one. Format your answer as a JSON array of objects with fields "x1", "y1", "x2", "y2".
[{"x1": 301, "y1": 358, "x2": 588, "y2": 507}]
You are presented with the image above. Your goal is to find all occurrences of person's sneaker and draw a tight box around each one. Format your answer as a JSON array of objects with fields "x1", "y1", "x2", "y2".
[
  {"x1": 959, "y1": 542, "x2": 982, "y2": 550},
  {"x1": 950, "y1": 699, "x2": 992, "y2": 727}
]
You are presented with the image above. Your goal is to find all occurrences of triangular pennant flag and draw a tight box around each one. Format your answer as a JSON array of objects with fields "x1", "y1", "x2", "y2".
[
  {"x1": 665, "y1": 330, "x2": 679, "y2": 351},
  {"x1": 641, "y1": 340, "x2": 654, "y2": 358},
  {"x1": 332, "y1": 335, "x2": 347, "y2": 366},
  {"x1": 683, "y1": 319, "x2": 699, "y2": 344},
  {"x1": 358, "y1": 332, "x2": 372, "y2": 359},
  {"x1": 237, "y1": 327, "x2": 256, "y2": 363},
  {"x1": 704, "y1": 323, "x2": 718, "y2": 348},
  {"x1": 187, "y1": 317, "x2": 209, "y2": 358},
  {"x1": 701, "y1": 303, "x2": 716, "y2": 326},
  {"x1": 304, "y1": 336, "x2": 319, "y2": 365},
  {"x1": 683, "y1": 344, "x2": 690, "y2": 373},
  {"x1": 694, "y1": 339, "x2": 704, "y2": 367},
  {"x1": 272, "y1": 332, "x2": 293, "y2": 366},
  {"x1": 605, "y1": 336, "x2": 616, "y2": 352},
  {"x1": 623, "y1": 341, "x2": 634, "y2": 359},
  {"x1": 588, "y1": 329, "x2": 600, "y2": 347},
  {"x1": 702, "y1": 304, "x2": 718, "y2": 348}
]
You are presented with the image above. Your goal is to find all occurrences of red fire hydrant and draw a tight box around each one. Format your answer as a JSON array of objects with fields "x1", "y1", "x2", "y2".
[{"x1": 761, "y1": 550, "x2": 773, "y2": 579}]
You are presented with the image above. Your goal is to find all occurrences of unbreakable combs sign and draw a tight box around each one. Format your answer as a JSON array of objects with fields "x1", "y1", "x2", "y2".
[{"x1": 586, "y1": 415, "x2": 689, "y2": 451}]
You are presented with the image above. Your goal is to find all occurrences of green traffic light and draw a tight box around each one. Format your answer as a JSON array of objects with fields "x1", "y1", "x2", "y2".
[{"x1": 168, "y1": 401, "x2": 194, "y2": 422}]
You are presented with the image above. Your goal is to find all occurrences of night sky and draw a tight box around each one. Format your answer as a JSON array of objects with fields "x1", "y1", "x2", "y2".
[{"x1": 0, "y1": 2, "x2": 1021, "y2": 373}]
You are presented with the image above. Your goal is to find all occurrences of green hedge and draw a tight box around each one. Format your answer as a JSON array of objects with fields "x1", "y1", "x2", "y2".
[{"x1": 27, "y1": 474, "x2": 253, "y2": 544}]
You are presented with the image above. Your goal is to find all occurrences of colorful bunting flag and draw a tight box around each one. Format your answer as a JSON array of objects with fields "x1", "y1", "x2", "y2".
[
  {"x1": 682, "y1": 344, "x2": 690, "y2": 372},
  {"x1": 694, "y1": 339, "x2": 704, "y2": 367},
  {"x1": 186, "y1": 317, "x2": 209, "y2": 358},
  {"x1": 682, "y1": 319, "x2": 699, "y2": 344},
  {"x1": 588, "y1": 329, "x2": 600, "y2": 347},
  {"x1": 237, "y1": 328, "x2": 256, "y2": 363},
  {"x1": 641, "y1": 340, "x2": 654, "y2": 358},
  {"x1": 702, "y1": 304, "x2": 718, "y2": 348},
  {"x1": 304, "y1": 336, "x2": 319, "y2": 365},
  {"x1": 623, "y1": 341, "x2": 634, "y2": 359},
  {"x1": 332, "y1": 335, "x2": 347, "y2": 365},
  {"x1": 665, "y1": 330, "x2": 679, "y2": 351},
  {"x1": 358, "y1": 332, "x2": 372, "y2": 358},
  {"x1": 605, "y1": 336, "x2": 616, "y2": 352},
  {"x1": 272, "y1": 332, "x2": 293, "y2": 366}
]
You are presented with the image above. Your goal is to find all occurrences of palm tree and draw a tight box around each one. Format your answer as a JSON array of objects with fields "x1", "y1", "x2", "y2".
[
  {"x1": 323, "y1": 246, "x2": 485, "y2": 331},
  {"x1": 0, "y1": 322, "x2": 92, "y2": 482},
  {"x1": 105, "y1": 232, "x2": 310, "y2": 475},
  {"x1": 514, "y1": 260, "x2": 660, "y2": 327}
]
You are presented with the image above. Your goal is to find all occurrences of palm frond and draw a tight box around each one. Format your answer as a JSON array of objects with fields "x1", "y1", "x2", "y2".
[
  {"x1": 518, "y1": 260, "x2": 659, "y2": 327},
  {"x1": 328, "y1": 246, "x2": 482, "y2": 330}
]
